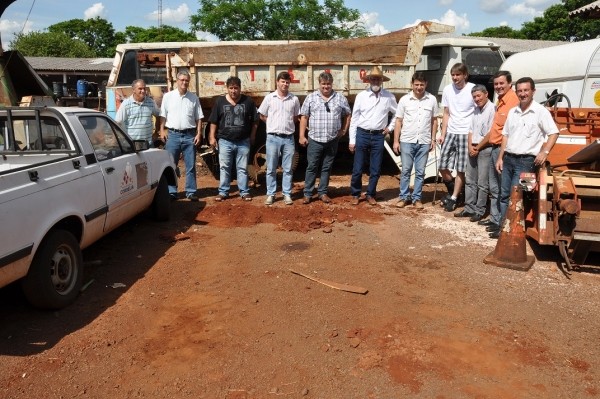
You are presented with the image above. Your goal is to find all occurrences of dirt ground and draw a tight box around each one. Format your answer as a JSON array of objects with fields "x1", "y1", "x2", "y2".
[{"x1": 1, "y1": 157, "x2": 600, "y2": 399}]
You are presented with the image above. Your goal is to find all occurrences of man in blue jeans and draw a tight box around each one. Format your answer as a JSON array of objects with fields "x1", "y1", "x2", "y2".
[
  {"x1": 298, "y1": 72, "x2": 351, "y2": 204},
  {"x1": 393, "y1": 72, "x2": 438, "y2": 209},
  {"x1": 492, "y1": 77, "x2": 559, "y2": 238},
  {"x1": 349, "y1": 66, "x2": 398, "y2": 206},
  {"x1": 159, "y1": 71, "x2": 203, "y2": 201},
  {"x1": 258, "y1": 71, "x2": 300, "y2": 205},
  {"x1": 208, "y1": 76, "x2": 259, "y2": 201}
]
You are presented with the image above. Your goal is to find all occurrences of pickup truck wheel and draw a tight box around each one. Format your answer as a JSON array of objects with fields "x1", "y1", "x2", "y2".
[
  {"x1": 22, "y1": 230, "x2": 83, "y2": 309},
  {"x1": 151, "y1": 174, "x2": 170, "y2": 221}
]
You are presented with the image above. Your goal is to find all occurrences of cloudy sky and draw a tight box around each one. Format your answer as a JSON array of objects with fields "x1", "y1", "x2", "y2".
[{"x1": 1, "y1": 0, "x2": 562, "y2": 48}]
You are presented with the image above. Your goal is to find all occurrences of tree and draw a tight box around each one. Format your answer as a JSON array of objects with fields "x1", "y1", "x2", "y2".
[
  {"x1": 190, "y1": 0, "x2": 368, "y2": 41},
  {"x1": 468, "y1": 26, "x2": 525, "y2": 39},
  {"x1": 48, "y1": 18, "x2": 118, "y2": 57},
  {"x1": 9, "y1": 31, "x2": 95, "y2": 57},
  {"x1": 520, "y1": 0, "x2": 600, "y2": 41},
  {"x1": 123, "y1": 25, "x2": 198, "y2": 43}
]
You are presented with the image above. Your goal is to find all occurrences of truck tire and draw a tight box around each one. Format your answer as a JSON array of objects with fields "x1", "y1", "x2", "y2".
[
  {"x1": 21, "y1": 230, "x2": 83, "y2": 309},
  {"x1": 151, "y1": 174, "x2": 170, "y2": 221}
]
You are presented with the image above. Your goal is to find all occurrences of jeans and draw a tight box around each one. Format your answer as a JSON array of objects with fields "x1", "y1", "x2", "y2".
[
  {"x1": 266, "y1": 134, "x2": 295, "y2": 196},
  {"x1": 499, "y1": 153, "x2": 535, "y2": 222},
  {"x1": 399, "y1": 142, "x2": 429, "y2": 202},
  {"x1": 488, "y1": 146, "x2": 502, "y2": 224},
  {"x1": 165, "y1": 131, "x2": 196, "y2": 196},
  {"x1": 350, "y1": 131, "x2": 385, "y2": 198},
  {"x1": 218, "y1": 138, "x2": 251, "y2": 197},
  {"x1": 464, "y1": 146, "x2": 491, "y2": 216},
  {"x1": 304, "y1": 137, "x2": 339, "y2": 197}
]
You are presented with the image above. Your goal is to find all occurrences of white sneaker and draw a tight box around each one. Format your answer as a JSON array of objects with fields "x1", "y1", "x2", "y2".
[
  {"x1": 264, "y1": 195, "x2": 274, "y2": 205},
  {"x1": 283, "y1": 195, "x2": 293, "y2": 205}
]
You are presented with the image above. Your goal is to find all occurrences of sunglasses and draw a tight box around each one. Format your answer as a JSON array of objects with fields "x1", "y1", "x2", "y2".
[{"x1": 324, "y1": 102, "x2": 330, "y2": 113}]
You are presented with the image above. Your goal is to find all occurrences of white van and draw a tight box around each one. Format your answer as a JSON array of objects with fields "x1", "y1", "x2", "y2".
[{"x1": 500, "y1": 38, "x2": 600, "y2": 108}]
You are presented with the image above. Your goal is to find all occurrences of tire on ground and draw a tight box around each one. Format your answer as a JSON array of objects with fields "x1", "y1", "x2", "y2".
[
  {"x1": 21, "y1": 229, "x2": 83, "y2": 309},
  {"x1": 151, "y1": 174, "x2": 171, "y2": 221}
]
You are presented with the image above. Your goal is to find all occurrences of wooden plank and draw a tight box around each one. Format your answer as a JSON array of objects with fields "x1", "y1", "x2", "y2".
[
  {"x1": 179, "y1": 21, "x2": 452, "y2": 66},
  {"x1": 289, "y1": 269, "x2": 368, "y2": 295}
]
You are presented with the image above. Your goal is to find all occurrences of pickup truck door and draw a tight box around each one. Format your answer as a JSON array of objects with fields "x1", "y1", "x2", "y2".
[{"x1": 79, "y1": 115, "x2": 152, "y2": 233}]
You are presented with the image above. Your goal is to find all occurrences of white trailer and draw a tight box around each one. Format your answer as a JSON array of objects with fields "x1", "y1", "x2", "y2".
[{"x1": 500, "y1": 38, "x2": 600, "y2": 108}]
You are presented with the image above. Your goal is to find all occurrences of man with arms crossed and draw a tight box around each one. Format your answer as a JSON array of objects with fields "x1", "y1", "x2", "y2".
[
  {"x1": 160, "y1": 71, "x2": 203, "y2": 201},
  {"x1": 437, "y1": 63, "x2": 476, "y2": 212},
  {"x1": 258, "y1": 71, "x2": 300, "y2": 206},
  {"x1": 349, "y1": 66, "x2": 397, "y2": 206},
  {"x1": 492, "y1": 77, "x2": 559, "y2": 239},
  {"x1": 393, "y1": 72, "x2": 438, "y2": 209}
]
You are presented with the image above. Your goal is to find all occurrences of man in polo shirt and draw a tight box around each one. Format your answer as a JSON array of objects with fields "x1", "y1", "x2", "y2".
[
  {"x1": 258, "y1": 71, "x2": 301, "y2": 206},
  {"x1": 473, "y1": 70, "x2": 519, "y2": 235},
  {"x1": 159, "y1": 70, "x2": 204, "y2": 201},
  {"x1": 393, "y1": 72, "x2": 438, "y2": 209},
  {"x1": 493, "y1": 76, "x2": 559, "y2": 239},
  {"x1": 298, "y1": 71, "x2": 351, "y2": 204},
  {"x1": 115, "y1": 79, "x2": 160, "y2": 147},
  {"x1": 349, "y1": 66, "x2": 398, "y2": 206}
]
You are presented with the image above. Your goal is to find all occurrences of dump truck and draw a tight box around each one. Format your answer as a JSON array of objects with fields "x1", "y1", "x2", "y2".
[{"x1": 104, "y1": 22, "x2": 506, "y2": 182}]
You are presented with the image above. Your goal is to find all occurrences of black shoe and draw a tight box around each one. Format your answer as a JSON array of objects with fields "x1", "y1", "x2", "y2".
[
  {"x1": 170, "y1": 194, "x2": 178, "y2": 201},
  {"x1": 469, "y1": 214, "x2": 483, "y2": 222},
  {"x1": 489, "y1": 230, "x2": 500, "y2": 239},
  {"x1": 440, "y1": 194, "x2": 450, "y2": 206},
  {"x1": 486, "y1": 224, "x2": 499, "y2": 232},
  {"x1": 478, "y1": 219, "x2": 496, "y2": 226},
  {"x1": 454, "y1": 209, "x2": 474, "y2": 218},
  {"x1": 444, "y1": 198, "x2": 457, "y2": 212}
]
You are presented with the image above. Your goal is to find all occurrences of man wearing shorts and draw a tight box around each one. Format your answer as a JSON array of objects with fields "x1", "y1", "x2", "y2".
[{"x1": 437, "y1": 63, "x2": 476, "y2": 212}]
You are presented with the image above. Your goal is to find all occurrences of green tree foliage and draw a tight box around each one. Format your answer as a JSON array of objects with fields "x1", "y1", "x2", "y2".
[
  {"x1": 468, "y1": 26, "x2": 526, "y2": 39},
  {"x1": 469, "y1": 1, "x2": 600, "y2": 42},
  {"x1": 48, "y1": 18, "x2": 118, "y2": 57},
  {"x1": 190, "y1": 0, "x2": 368, "y2": 40},
  {"x1": 521, "y1": 0, "x2": 600, "y2": 41},
  {"x1": 123, "y1": 25, "x2": 198, "y2": 43},
  {"x1": 9, "y1": 31, "x2": 95, "y2": 57}
]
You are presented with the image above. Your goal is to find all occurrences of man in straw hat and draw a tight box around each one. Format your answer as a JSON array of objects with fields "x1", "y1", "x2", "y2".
[{"x1": 349, "y1": 66, "x2": 398, "y2": 205}]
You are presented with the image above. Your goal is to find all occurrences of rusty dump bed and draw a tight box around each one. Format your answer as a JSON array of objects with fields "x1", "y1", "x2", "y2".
[
  {"x1": 526, "y1": 107, "x2": 600, "y2": 269},
  {"x1": 109, "y1": 21, "x2": 453, "y2": 111}
]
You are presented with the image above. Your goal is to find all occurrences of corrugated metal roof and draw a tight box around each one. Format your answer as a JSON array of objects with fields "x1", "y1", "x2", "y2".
[
  {"x1": 25, "y1": 57, "x2": 113, "y2": 72},
  {"x1": 427, "y1": 33, "x2": 567, "y2": 54},
  {"x1": 569, "y1": 0, "x2": 600, "y2": 18}
]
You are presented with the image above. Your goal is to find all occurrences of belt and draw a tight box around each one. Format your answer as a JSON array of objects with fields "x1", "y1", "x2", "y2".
[
  {"x1": 268, "y1": 133, "x2": 293, "y2": 138},
  {"x1": 358, "y1": 127, "x2": 384, "y2": 134},
  {"x1": 168, "y1": 128, "x2": 196, "y2": 134},
  {"x1": 505, "y1": 152, "x2": 535, "y2": 158},
  {"x1": 491, "y1": 143, "x2": 501, "y2": 148}
]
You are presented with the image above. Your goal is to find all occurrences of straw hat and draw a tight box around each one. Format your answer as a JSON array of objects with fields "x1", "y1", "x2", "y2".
[{"x1": 365, "y1": 66, "x2": 390, "y2": 82}]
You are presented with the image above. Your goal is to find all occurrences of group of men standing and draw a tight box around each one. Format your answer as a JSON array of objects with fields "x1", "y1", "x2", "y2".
[
  {"x1": 115, "y1": 64, "x2": 560, "y2": 239},
  {"x1": 435, "y1": 64, "x2": 559, "y2": 239}
]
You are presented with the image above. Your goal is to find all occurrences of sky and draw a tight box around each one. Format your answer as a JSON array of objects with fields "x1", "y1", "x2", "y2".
[{"x1": 1, "y1": 0, "x2": 563, "y2": 49}]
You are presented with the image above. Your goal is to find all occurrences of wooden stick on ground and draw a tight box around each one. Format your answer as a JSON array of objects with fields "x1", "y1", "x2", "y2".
[{"x1": 289, "y1": 269, "x2": 368, "y2": 295}]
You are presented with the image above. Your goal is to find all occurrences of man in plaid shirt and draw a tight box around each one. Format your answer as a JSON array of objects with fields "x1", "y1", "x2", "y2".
[{"x1": 298, "y1": 72, "x2": 351, "y2": 204}]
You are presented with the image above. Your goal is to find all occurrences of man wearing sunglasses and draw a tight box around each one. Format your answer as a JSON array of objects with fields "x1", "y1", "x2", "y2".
[{"x1": 298, "y1": 72, "x2": 351, "y2": 204}]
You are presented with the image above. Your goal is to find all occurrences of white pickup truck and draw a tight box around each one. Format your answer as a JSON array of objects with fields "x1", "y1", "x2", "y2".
[{"x1": 0, "y1": 106, "x2": 177, "y2": 309}]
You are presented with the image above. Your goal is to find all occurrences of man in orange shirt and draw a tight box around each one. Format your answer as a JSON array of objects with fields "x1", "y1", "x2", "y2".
[{"x1": 472, "y1": 71, "x2": 519, "y2": 235}]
